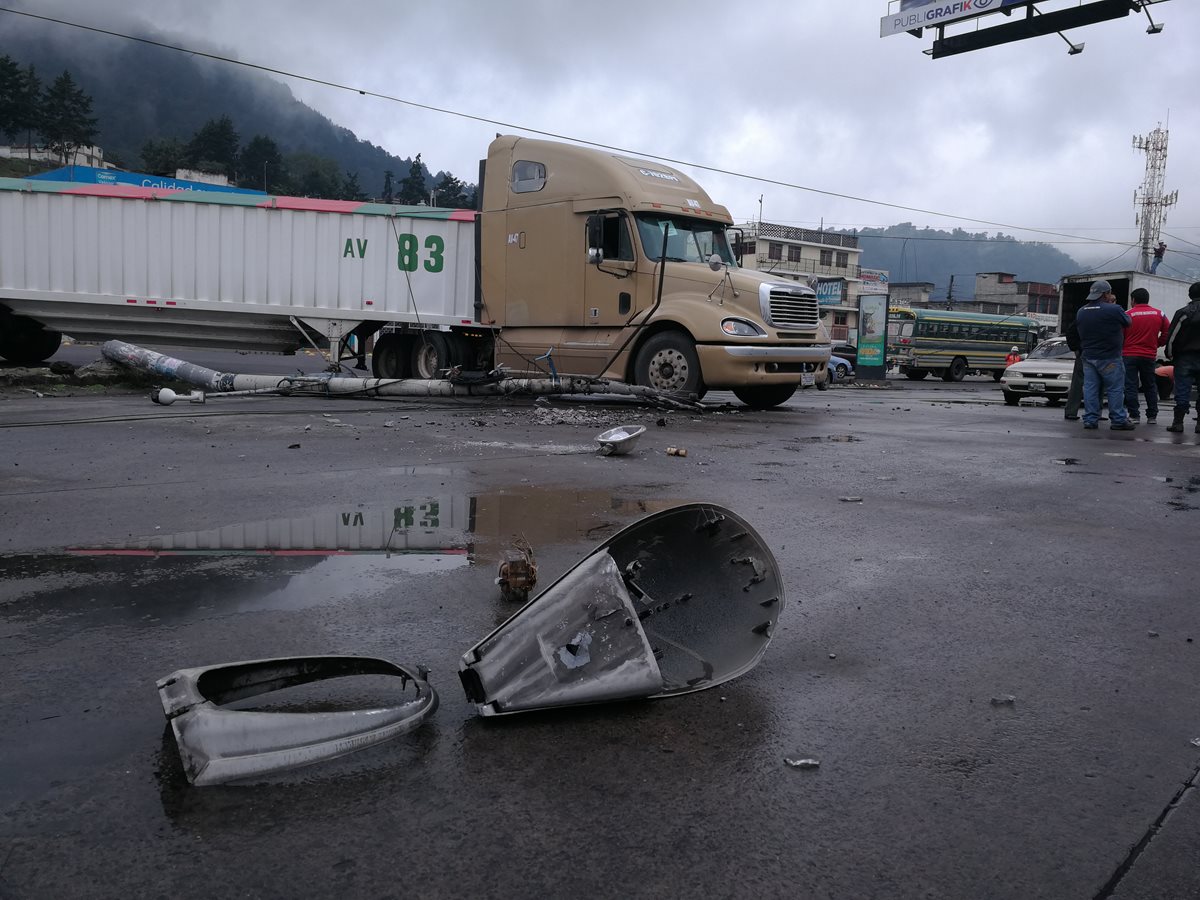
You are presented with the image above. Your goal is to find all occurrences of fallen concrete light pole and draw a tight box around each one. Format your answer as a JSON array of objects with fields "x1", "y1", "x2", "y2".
[{"x1": 101, "y1": 340, "x2": 700, "y2": 408}]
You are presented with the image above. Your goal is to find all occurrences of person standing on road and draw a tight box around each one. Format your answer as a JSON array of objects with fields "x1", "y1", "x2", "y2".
[
  {"x1": 1005, "y1": 346, "x2": 1022, "y2": 367},
  {"x1": 1074, "y1": 280, "x2": 1134, "y2": 430},
  {"x1": 1164, "y1": 281, "x2": 1200, "y2": 433},
  {"x1": 1122, "y1": 287, "x2": 1169, "y2": 423}
]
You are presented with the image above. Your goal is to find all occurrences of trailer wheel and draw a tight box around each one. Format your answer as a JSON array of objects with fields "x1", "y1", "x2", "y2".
[
  {"x1": 904, "y1": 369, "x2": 928, "y2": 380},
  {"x1": 371, "y1": 334, "x2": 410, "y2": 379},
  {"x1": 411, "y1": 333, "x2": 452, "y2": 379},
  {"x1": 0, "y1": 317, "x2": 62, "y2": 366},
  {"x1": 633, "y1": 331, "x2": 703, "y2": 397}
]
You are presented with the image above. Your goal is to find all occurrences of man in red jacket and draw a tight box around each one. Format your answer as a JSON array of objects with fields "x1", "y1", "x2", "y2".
[{"x1": 1123, "y1": 287, "x2": 1170, "y2": 423}]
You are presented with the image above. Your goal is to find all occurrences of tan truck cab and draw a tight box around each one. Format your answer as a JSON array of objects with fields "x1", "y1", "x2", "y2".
[{"x1": 480, "y1": 136, "x2": 829, "y2": 408}]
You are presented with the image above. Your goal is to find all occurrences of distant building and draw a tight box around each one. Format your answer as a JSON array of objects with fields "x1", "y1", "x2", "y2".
[
  {"x1": 969, "y1": 272, "x2": 1058, "y2": 317},
  {"x1": 0, "y1": 143, "x2": 110, "y2": 168},
  {"x1": 733, "y1": 221, "x2": 880, "y2": 345},
  {"x1": 889, "y1": 282, "x2": 935, "y2": 307}
]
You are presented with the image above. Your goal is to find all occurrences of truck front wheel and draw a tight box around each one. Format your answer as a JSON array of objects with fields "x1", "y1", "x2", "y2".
[
  {"x1": 634, "y1": 332, "x2": 703, "y2": 397},
  {"x1": 0, "y1": 316, "x2": 62, "y2": 366}
]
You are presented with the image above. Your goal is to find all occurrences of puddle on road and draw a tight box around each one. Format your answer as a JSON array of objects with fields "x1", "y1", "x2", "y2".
[{"x1": 0, "y1": 487, "x2": 686, "y2": 616}]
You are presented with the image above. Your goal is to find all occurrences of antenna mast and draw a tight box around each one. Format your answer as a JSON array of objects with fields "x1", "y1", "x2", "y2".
[{"x1": 1132, "y1": 124, "x2": 1178, "y2": 273}]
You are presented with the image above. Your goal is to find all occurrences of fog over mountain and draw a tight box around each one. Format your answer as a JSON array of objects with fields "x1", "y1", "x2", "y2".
[
  {"x1": 5, "y1": 17, "x2": 462, "y2": 198},
  {"x1": 17, "y1": 7, "x2": 1196, "y2": 292}
]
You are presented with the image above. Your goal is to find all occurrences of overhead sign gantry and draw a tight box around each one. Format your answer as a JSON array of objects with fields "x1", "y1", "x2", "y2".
[{"x1": 881, "y1": 0, "x2": 1169, "y2": 58}]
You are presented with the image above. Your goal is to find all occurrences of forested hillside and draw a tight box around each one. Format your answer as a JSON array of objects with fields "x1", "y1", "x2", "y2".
[
  {"x1": 3, "y1": 18, "x2": 473, "y2": 201},
  {"x1": 849, "y1": 224, "x2": 1084, "y2": 299}
]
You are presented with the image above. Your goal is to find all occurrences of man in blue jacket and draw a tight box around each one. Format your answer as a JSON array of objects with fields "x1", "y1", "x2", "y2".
[{"x1": 1074, "y1": 280, "x2": 1134, "y2": 430}]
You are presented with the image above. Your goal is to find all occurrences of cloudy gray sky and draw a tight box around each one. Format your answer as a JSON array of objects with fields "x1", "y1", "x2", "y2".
[{"x1": 18, "y1": 0, "x2": 1200, "y2": 272}]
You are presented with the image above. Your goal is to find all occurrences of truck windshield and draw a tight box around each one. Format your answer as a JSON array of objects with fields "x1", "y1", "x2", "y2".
[{"x1": 634, "y1": 214, "x2": 736, "y2": 265}]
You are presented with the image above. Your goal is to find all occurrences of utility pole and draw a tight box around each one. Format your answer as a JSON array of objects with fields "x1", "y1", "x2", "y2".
[
  {"x1": 1132, "y1": 124, "x2": 1178, "y2": 273},
  {"x1": 947, "y1": 275, "x2": 955, "y2": 305}
]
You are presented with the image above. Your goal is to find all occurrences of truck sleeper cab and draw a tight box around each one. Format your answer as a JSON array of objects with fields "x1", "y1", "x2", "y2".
[{"x1": 480, "y1": 136, "x2": 828, "y2": 408}]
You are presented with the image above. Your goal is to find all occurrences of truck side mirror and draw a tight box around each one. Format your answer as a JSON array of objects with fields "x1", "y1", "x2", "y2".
[{"x1": 586, "y1": 215, "x2": 604, "y2": 265}]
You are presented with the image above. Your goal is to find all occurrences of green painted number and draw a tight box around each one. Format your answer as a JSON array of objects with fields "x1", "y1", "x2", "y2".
[
  {"x1": 423, "y1": 235, "x2": 445, "y2": 273},
  {"x1": 396, "y1": 233, "x2": 419, "y2": 272},
  {"x1": 395, "y1": 233, "x2": 446, "y2": 273}
]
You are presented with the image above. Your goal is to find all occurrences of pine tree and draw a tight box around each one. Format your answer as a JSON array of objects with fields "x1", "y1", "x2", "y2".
[
  {"x1": 0, "y1": 55, "x2": 21, "y2": 141},
  {"x1": 12, "y1": 64, "x2": 43, "y2": 164},
  {"x1": 432, "y1": 172, "x2": 468, "y2": 208},
  {"x1": 381, "y1": 169, "x2": 394, "y2": 203},
  {"x1": 185, "y1": 115, "x2": 240, "y2": 179},
  {"x1": 341, "y1": 171, "x2": 366, "y2": 202},
  {"x1": 238, "y1": 134, "x2": 285, "y2": 192},
  {"x1": 38, "y1": 70, "x2": 98, "y2": 165},
  {"x1": 141, "y1": 137, "x2": 187, "y2": 175},
  {"x1": 397, "y1": 154, "x2": 427, "y2": 205}
]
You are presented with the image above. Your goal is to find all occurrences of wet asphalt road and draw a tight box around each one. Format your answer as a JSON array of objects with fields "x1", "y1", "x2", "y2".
[{"x1": 2, "y1": 357, "x2": 1199, "y2": 900}]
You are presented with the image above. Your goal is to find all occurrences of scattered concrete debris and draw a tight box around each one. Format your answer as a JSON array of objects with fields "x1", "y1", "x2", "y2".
[
  {"x1": 496, "y1": 539, "x2": 538, "y2": 603},
  {"x1": 838, "y1": 496, "x2": 864, "y2": 503},
  {"x1": 666, "y1": 446, "x2": 687, "y2": 457},
  {"x1": 990, "y1": 695, "x2": 1016, "y2": 707},
  {"x1": 784, "y1": 757, "x2": 821, "y2": 769},
  {"x1": 157, "y1": 655, "x2": 438, "y2": 786}
]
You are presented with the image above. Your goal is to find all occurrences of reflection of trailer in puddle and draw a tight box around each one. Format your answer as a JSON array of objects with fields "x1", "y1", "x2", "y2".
[{"x1": 69, "y1": 488, "x2": 687, "y2": 567}]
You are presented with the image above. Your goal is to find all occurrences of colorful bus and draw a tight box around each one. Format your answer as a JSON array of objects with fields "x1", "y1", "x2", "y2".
[{"x1": 887, "y1": 307, "x2": 1040, "y2": 382}]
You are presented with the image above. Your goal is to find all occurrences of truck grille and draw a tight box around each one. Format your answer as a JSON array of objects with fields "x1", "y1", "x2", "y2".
[{"x1": 765, "y1": 289, "x2": 819, "y2": 330}]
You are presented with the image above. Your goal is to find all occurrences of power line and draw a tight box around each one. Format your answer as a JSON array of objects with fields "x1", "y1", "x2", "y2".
[{"x1": 0, "y1": 6, "x2": 1146, "y2": 252}]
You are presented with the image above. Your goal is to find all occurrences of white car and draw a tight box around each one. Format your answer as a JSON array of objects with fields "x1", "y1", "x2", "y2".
[{"x1": 999, "y1": 337, "x2": 1074, "y2": 405}]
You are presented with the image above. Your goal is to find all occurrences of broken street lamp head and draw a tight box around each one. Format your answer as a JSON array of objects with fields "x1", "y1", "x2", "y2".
[{"x1": 459, "y1": 503, "x2": 785, "y2": 716}]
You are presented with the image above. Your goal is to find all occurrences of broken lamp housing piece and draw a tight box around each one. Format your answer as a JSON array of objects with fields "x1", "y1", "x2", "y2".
[
  {"x1": 157, "y1": 655, "x2": 438, "y2": 786},
  {"x1": 459, "y1": 503, "x2": 783, "y2": 715}
]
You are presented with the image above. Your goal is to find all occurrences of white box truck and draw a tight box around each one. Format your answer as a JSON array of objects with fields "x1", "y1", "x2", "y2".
[
  {"x1": 1058, "y1": 271, "x2": 1192, "y2": 342},
  {"x1": 0, "y1": 136, "x2": 831, "y2": 408}
]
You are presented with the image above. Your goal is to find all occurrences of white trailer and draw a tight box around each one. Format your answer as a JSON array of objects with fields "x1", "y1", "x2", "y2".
[{"x1": 0, "y1": 177, "x2": 478, "y2": 364}]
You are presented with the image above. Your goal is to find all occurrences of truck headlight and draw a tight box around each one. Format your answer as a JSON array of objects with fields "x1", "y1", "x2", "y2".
[{"x1": 721, "y1": 318, "x2": 766, "y2": 337}]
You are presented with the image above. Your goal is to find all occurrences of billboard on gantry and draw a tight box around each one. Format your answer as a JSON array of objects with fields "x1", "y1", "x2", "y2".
[{"x1": 882, "y1": 0, "x2": 1033, "y2": 38}]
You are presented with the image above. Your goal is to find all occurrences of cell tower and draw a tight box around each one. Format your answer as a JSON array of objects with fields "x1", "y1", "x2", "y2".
[{"x1": 1132, "y1": 124, "x2": 1178, "y2": 273}]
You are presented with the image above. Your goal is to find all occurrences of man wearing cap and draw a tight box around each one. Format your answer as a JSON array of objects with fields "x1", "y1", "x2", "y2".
[
  {"x1": 1122, "y1": 287, "x2": 1170, "y2": 423},
  {"x1": 1164, "y1": 281, "x2": 1200, "y2": 433},
  {"x1": 1073, "y1": 280, "x2": 1134, "y2": 430}
]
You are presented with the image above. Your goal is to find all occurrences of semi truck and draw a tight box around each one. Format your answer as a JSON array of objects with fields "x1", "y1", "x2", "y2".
[
  {"x1": 1058, "y1": 270, "x2": 1192, "y2": 337},
  {"x1": 0, "y1": 135, "x2": 830, "y2": 408}
]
